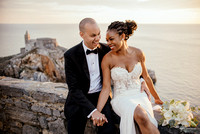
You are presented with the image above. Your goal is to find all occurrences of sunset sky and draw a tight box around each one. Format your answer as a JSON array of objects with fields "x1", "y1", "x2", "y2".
[{"x1": 0, "y1": 0, "x2": 200, "y2": 24}]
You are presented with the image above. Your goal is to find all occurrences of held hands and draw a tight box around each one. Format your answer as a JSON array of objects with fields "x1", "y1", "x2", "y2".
[{"x1": 91, "y1": 110, "x2": 108, "y2": 126}]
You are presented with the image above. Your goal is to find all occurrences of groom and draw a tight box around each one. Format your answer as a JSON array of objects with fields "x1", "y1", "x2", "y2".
[{"x1": 64, "y1": 18, "x2": 150, "y2": 134}]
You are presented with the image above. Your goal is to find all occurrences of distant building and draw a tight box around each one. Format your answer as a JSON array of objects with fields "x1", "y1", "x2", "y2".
[
  {"x1": 24, "y1": 31, "x2": 30, "y2": 44},
  {"x1": 22, "y1": 31, "x2": 58, "y2": 53}
]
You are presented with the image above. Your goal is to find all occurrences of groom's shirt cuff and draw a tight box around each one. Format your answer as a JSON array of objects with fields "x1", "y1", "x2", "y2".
[{"x1": 87, "y1": 108, "x2": 97, "y2": 118}]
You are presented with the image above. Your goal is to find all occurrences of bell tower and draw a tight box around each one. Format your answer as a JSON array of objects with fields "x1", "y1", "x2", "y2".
[{"x1": 24, "y1": 31, "x2": 30, "y2": 44}]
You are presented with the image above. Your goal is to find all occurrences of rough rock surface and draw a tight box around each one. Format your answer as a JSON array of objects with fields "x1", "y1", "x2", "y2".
[{"x1": 0, "y1": 46, "x2": 67, "y2": 83}]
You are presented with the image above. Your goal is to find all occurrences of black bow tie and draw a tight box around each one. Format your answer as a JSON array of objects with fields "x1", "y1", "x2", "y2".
[{"x1": 86, "y1": 49, "x2": 98, "y2": 55}]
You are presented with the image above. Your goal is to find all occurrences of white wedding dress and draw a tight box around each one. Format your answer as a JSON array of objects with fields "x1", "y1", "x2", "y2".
[{"x1": 110, "y1": 62, "x2": 158, "y2": 134}]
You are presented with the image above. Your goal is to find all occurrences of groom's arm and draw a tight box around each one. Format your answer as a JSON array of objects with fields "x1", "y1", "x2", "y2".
[{"x1": 64, "y1": 52, "x2": 96, "y2": 116}]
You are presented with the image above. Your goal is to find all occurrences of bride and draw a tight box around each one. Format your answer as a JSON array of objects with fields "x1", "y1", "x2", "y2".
[{"x1": 95, "y1": 20, "x2": 163, "y2": 134}]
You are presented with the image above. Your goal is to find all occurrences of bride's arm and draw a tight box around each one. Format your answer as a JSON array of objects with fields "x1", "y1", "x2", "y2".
[
  {"x1": 139, "y1": 50, "x2": 163, "y2": 104},
  {"x1": 97, "y1": 55, "x2": 112, "y2": 112}
]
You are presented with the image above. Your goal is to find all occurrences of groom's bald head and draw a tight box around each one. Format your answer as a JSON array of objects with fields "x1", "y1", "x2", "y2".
[{"x1": 79, "y1": 18, "x2": 97, "y2": 32}]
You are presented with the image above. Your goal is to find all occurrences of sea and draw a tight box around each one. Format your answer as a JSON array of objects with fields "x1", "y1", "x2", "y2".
[{"x1": 0, "y1": 24, "x2": 200, "y2": 107}]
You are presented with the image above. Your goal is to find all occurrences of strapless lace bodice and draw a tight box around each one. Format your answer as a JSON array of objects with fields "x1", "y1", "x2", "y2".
[
  {"x1": 111, "y1": 62, "x2": 142, "y2": 98},
  {"x1": 110, "y1": 62, "x2": 158, "y2": 134}
]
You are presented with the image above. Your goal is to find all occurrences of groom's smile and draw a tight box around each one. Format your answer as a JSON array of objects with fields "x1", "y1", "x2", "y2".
[{"x1": 80, "y1": 23, "x2": 101, "y2": 49}]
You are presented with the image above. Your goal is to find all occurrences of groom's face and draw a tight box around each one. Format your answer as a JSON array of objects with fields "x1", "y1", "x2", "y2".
[{"x1": 80, "y1": 23, "x2": 101, "y2": 49}]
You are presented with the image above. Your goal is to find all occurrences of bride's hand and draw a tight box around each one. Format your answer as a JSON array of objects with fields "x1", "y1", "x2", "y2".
[
  {"x1": 155, "y1": 99, "x2": 163, "y2": 105},
  {"x1": 91, "y1": 110, "x2": 108, "y2": 126},
  {"x1": 141, "y1": 81, "x2": 151, "y2": 101}
]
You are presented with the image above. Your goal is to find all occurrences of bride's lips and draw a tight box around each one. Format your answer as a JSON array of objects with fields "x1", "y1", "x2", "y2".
[{"x1": 109, "y1": 45, "x2": 115, "y2": 50}]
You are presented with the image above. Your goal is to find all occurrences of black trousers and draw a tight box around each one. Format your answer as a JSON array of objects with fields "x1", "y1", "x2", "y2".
[{"x1": 66, "y1": 92, "x2": 117, "y2": 134}]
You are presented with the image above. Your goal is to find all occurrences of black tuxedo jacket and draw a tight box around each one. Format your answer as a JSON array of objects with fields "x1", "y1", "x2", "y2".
[{"x1": 64, "y1": 42, "x2": 110, "y2": 120}]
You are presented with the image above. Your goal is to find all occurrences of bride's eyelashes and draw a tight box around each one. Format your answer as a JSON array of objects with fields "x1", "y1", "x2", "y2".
[
  {"x1": 106, "y1": 38, "x2": 114, "y2": 42},
  {"x1": 109, "y1": 38, "x2": 114, "y2": 41}
]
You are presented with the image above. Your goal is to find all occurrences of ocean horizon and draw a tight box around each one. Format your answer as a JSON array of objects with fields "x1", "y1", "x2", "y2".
[{"x1": 0, "y1": 24, "x2": 200, "y2": 106}]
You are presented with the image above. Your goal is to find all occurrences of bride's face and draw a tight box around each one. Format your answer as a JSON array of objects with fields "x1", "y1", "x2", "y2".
[{"x1": 106, "y1": 30, "x2": 123, "y2": 51}]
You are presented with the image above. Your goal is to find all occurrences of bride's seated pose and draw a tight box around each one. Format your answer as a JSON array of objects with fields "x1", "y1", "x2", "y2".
[{"x1": 94, "y1": 20, "x2": 163, "y2": 134}]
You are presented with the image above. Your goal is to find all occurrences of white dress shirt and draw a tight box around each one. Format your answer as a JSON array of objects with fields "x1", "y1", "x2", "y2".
[
  {"x1": 82, "y1": 42, "x2": 101, "y2": 118},
  {"x1": 82, "y1": 41, "x2": 102, "y2": 94}
]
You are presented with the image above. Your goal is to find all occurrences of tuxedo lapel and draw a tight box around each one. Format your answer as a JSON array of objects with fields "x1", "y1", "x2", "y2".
[{"x1": 77, "y1": 43, "x2": 90, "y2": 80}]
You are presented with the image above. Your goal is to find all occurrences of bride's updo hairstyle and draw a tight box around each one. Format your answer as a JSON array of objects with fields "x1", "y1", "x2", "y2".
[{"x1": 107, "y1": 20, "x2": 137, "y2": 40}]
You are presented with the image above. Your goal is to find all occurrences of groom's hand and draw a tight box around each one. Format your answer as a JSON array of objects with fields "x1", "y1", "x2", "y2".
[
  {"x1": 141, "y1": 81, "x2": 151, "y2": 101},
  {"x1": 91, "y1": 110, "x2": 108, "y2": 126}
]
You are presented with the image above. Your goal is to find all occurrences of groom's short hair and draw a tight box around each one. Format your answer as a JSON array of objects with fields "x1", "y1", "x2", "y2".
[{"x1": 79, "y1": 18, "x2": 97, "y2": 32}]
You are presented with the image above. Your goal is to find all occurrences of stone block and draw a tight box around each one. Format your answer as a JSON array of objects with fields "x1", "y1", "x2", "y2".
[
  {"x1": 9, "y1": 121, "x2": 23, "y2": 128},
  {"x1": 31, "y1": 104, "x2": 52, "y2": 115},
  {"x1": 60, "y1": 112, "x2": 65, "y2": 119},
  {"x1": 10, "y1": 127, "x2": 22, "y2": 134},
  {"x1": 0, "y1": 100, "x2": 5, "y2": 105},
  {"x1": 182, "y1": 128, "x2": 200, "y2": 134},
  {"x1": 53, "y1": 109, "x2": 60, "y2": 117},
  {"x1": 5, "y1": 106, "x2": 38, "y2": 126},
  {"x1": 0, "y1": 112, "x2": 6, "y2": 122},
  {"x1": 42, "y1": 129, "x2": 53, "y2": 134},
  {"x1": 5, "y1": 98, "x2": 14, "y2": 104},
  {"x1": 38, "y1": 116, "x2": 47, "y2": 129},
  {"x1": 57, "y1": 97, "x2": 66, "y2": 104},
  {"x1": 158, "y1": 125, "x2": 200, "y2": 134},
  {"x1": 22, "y1": 125, "x2": 39, "y2": 134},
  {"x1": 85, "y1": 119, "x2": 97, "y2": 134},
  {"x1": 48, "y1": 118, "x2": 67, "y2": 134},
  {"x1": 46, "y1": 117, "x2": 57, "y2": 121},
  {"x1": 32, "y1": 91, "x2": 61, "y2": 103},
  {"x1": 1, "y1": 85, "x2": 28, "y2": 97},
  {"x1": 14, "y1": 99, "x2": 30, "y2": 110},
  {"x1": 46, "y1": 103, "x2": 64, "y2": 111}
]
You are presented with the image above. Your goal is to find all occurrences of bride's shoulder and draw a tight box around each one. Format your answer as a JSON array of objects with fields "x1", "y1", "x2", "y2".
[
  {"x1": 104, "y1": 51, "x2": 114, "y2": 59},
  {"x1": 102, "y1": 51, "x2": 115, "y2": 66},
  {"x1": 102, "y1": 51, "x2": 112, "y2": 62},
  {"x1": 129, "y1": 46, "x2": 145, "y2": 62},
  {"x1": 129, "y1": 46, "x2": 143, "y2": 54}
]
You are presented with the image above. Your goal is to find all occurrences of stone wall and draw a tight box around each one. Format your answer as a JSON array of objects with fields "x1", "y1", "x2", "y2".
[
  {"x1": 1, "y1": 77, "x2": 199, "y2": 134},
  {"x1": 0, "y1": 77, "x2": 96, "y2": 134}
]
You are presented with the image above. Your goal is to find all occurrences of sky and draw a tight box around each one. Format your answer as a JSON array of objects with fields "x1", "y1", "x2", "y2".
[{"x1": 0, "y1": 0, "x2": 200, "y2": 24}]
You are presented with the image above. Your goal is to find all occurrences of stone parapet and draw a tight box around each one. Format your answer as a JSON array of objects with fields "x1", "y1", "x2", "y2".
[
  {"x1": 0, "y1": 77, "x2": 199, "y2": 134},
  {"x1": 0, "y1": 77, "x2": 68, "y2": 133},
  {"x1": 0, "y1": 77, "x2": 97, "y2": 134}
]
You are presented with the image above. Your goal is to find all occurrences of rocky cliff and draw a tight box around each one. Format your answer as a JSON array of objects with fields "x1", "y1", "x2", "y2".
[{"x1": 0, "y1": 46, "x2": 67, "y2": 83}]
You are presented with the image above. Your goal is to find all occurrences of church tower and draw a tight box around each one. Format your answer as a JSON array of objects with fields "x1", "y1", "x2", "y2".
[{"x1": 24, "y1": 31, "x2": 30, "y2": 44}]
